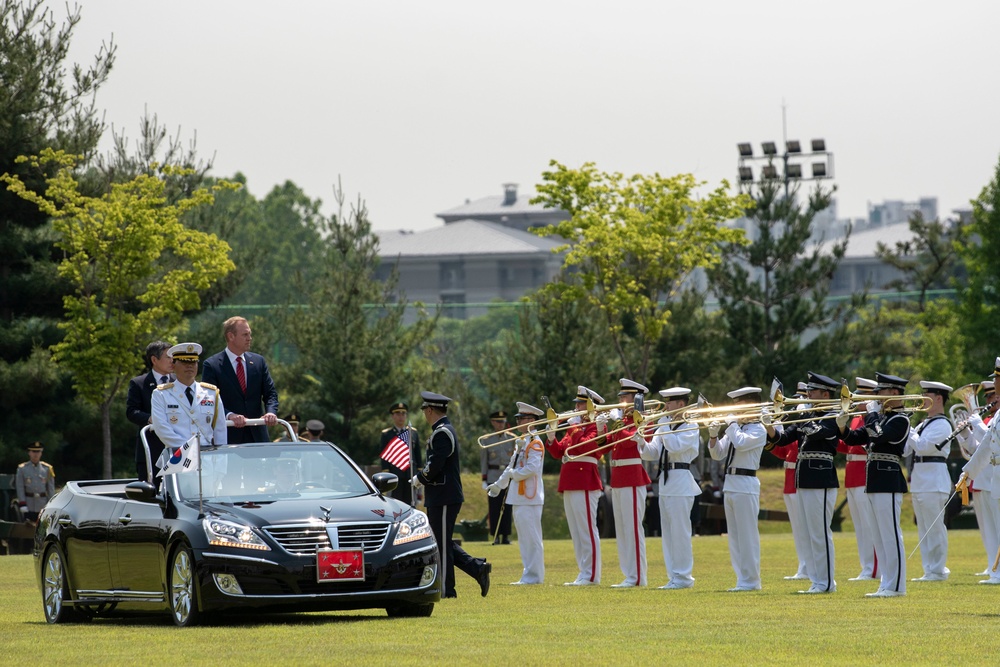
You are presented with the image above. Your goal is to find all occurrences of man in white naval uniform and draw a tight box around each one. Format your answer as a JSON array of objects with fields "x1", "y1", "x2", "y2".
[
  {"x1": 959, "y1": 359, "x2": 1000, "y2": 585},
  {"x1": 488, "y1": 402, "x2": 546, "y2": 585},
  {"x1": 708, "y1": 386, "x2": 767, "y2": 591},
  {"x1": 151, "y1": 343, "x2": 228, "y2": 479},
  {"x1": 905, "y1": 380, "x2": 954, "y2": 581},
  {"x1": 957, "y1": 380, "x2": 1000, "y2": 578},
  {"x1": 636, "y1": 386, "x2": 701, "y2": 589}
]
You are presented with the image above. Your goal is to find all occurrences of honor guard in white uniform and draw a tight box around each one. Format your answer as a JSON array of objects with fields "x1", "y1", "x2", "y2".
[
  {"x1": 151, "y1": 343, "x2": 228, "y2": 478},
  {"x1": 637, "y1": 387, "x2": 701, "y2": 589},
  {"x1": 708, "y1": 386, "x2": 767, "y2": 591},
  {"x1": 959, "y1": 359, "x2": 1000, "y2": 584},
  {"x1": 905, "y1": 380, "x2": 954, "y2": 581},
  {"x1": 838, "y1": 372, "x2": 911, "y2": 597},
  {"x1": 489, "y1": 402, "x2": 546, "y2": 585},
  {"x1": 957, "y1": 379, "x2": 1000, "y2": 578},
  {"x1": 16, "y1": 442, "x2": 55, "y2": 522}
]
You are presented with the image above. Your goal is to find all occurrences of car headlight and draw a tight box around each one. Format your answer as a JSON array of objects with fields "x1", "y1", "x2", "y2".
[
  {"x1": 204, "y1": 518, "x2": 271, "y2": 551},
  {"x1": 393, "y1": 511, "x2": 433, "y2": 546}
]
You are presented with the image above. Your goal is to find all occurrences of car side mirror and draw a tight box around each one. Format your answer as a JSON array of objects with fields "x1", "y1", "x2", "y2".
[
  {"x1": 125, "y1": 481, "x2": 160, "y2": 503},
  {"x1": 371, "y1": 472, "x2": 398, "y2": 495}
]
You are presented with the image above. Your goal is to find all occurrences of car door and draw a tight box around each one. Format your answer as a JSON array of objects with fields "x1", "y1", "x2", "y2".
[
  {"x1": 110, "y1": 498, "x2": 166, "y2": 597},
  {"x1": 62, "y1": 495, "x2": 118, "y2": 594}
]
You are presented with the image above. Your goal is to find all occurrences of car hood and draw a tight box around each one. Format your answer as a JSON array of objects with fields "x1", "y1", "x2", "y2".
[{"x1": 193, "y1": 493, "x2": 416, "y2": 527}]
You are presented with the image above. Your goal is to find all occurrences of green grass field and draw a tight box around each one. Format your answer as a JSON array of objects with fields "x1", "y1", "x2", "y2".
[{"x1": 3, "y1": 524, "x2": 998, "y2": 666}]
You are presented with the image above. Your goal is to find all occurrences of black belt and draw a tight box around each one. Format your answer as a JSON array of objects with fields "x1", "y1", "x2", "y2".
[
  {"x1": 26, "y1": 492, "x2": 47, "y2": 498},
  {"x1": 665, "y1": 462, "x2": 691, "y2": 470},
  {"x1": 726, "y1": 467, "x2": 757, "y2": 477},
  {"x1": 914, "y1": 456, "x2": 947, "y2": 464}
]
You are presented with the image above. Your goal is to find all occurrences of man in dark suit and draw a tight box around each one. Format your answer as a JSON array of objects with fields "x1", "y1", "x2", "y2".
[
  {"x1": 413, "y1": 391, "x2": 491, "y2": 599},
  {"x1": 201, "y1": 316, "x2": 279, "y2": 444},
  {"x1": 126, "y1": 341, "x2": 174, "y2": 481}
]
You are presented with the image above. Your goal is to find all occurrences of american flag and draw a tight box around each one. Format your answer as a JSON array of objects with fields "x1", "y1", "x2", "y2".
[{"x1": 380, "y1": 429, "x2": 411, "y2": 470}]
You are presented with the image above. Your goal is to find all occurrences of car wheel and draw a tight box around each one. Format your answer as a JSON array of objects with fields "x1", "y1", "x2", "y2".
[
  {"x1": 168, "y1": 544, "x2": 201, "y2": 627},
  {"x1": 385, "y1": 602, "x2": 434, "y2": 618},
  {"x1": 42, "y1": 545, "x2": 74, "y2": 624}
]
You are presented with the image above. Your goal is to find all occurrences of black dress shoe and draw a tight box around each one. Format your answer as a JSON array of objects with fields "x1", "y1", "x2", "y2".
[
  {"x1": 477, "y1": 562, "x2": 492, "y2": 597},
  {"x1": 501, "y1": 537, "x2": 511, "y2": 545}
]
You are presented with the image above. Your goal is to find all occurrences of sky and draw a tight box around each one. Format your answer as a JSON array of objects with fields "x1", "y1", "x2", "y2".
[{"x1": 57, "y1": 0, "x2": 1000, "y2": 232}]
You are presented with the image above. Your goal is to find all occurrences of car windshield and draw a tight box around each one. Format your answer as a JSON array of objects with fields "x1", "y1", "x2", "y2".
[{"x1": 172, "y1": 443, "x2": 373, "y2": 502}]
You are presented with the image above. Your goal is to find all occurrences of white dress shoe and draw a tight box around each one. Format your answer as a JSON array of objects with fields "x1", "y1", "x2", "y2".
[
  {"x1": 865, "y1": 589, "x2": 905, "y2": 597},
  {"x1": 611, "y1": 581, "x2": 638, "y2": 588},
  {"x1": 659, "y1": 581, "x2": 693, "y2": 590},
  {"x1": 848, "y1": 575, "x2": 877, "y2": 581},
  {"x1": 727, "y1": 585, "x2": 761, "y2": 592},
  {"x1": 978, "y1": 578, "x2": 1000, "y2": 585},
  {"x1": 911, "y1": 574, "x2": 947, "y2": 582},
  {"x1": 784, "y1": 574, "x2": 810, "y2": 580}
]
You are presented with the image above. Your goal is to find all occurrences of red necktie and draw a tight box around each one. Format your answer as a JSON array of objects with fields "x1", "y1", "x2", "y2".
[{"x1": 236, "y1": 356, "x2": 247, "y2": 393}]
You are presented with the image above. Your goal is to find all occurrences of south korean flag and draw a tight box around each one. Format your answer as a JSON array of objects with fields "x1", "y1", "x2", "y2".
[{"x1": 157, "y1": 435, "x2": 200, "y2": 476}]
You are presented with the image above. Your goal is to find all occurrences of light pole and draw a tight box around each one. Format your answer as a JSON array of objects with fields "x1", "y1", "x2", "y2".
[{"x1": 736, "y1": 138, "x2": 833, "y2": 198}]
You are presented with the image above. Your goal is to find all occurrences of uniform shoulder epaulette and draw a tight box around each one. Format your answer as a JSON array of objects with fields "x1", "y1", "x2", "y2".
[
  {"x1": 17, "y1": 461, "x2": 27, "y2": 469},
  {"x1": 40, "y1": 461, "x2": 52, "y2": 469},
  {"x1": 157, "y1": 381, "x2": 175, "y2": 390},
  {"x1": 200, "y1": 382, "x2": 218, "y2": 391},
  {"x1": 381, "y1": 426, "x2": 393, "y2": 433}
]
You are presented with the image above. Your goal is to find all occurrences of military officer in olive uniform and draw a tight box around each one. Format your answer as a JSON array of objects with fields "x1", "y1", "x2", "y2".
[
  {"x1": 481, "y1": 409, "x2": 515, "y2": 544},
  {"x1": 16, "y1": 442, "x2": 55, "y2": 522},
  {"x1": 379, "y1": 402, "x2": 422, "y2": 505},
  {"x1": 412, "y1": 391, "x2": 491, "y2": 599},
  {"x1": 151, "y1": 343, "x2": 228, "y2": 478}
]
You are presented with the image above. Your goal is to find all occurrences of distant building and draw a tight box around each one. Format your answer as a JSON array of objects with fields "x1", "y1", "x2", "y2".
[
  {"x1": 377, "y1": 219, "x2": 565, "y2": 320},
  {"x1": 435, "y1": 183, "x2": 569, "y2": 231}
]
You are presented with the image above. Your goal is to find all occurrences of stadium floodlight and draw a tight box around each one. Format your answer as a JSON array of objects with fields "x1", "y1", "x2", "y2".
[
  {"x1": 786, "y1": 164, "x2": 802, "y2": 179},
  {"x1": 811, "y1": 139, "x2": 826, "y2": 152},
  {"x1": 738, "y1": 143, "x2": 753, "y2": 158},
  {"x1": 762, "y1": 142, "x2": 778, "y2": 156},
  {"x1": 812, "y1": 162, "x2": 827, "y2": 178},
  {"x1": 762, "y1": 165, "x2": 778, "y2": 179},
  {"x1": 739, "y1": 166, "x2": 754, "y2": 182},
  {"x1": 786, "y1": 140, "x2": 801, "y2": 154}
]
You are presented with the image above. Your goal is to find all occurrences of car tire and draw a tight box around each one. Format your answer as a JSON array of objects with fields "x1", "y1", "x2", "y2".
[
  {"x1": 385, "y1": 602, "x2": 434, "y2": 618},
  {"x1": 41, "y1": 544, "x2": 76, "y2": 624},
  {"x1": 168, "y1": 544, "x2": 201, "y2": 627}
]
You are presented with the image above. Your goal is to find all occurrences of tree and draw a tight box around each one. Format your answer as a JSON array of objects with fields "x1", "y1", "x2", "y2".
[
  {"x1": 959, "y1": 153, "x2": 1000, "y2": 370},
  {"x1": 276, "y1": 182, "x2": 437, "y2": 462},
  {"x1": 2, "y1": 149, "x2": 236, "y2": 477},
  {"x1": 530, "y1": 161, "x2": 751, "y2": 384},
  {"x1": 0, "y1": 0, "x2": 115, "y2": 466},
  {"x1": 875, "y1": 212, "x2": 967, "y2": 312},
  {"x1": 706, "y1": 178, "x2": 857, "y2": 386}
]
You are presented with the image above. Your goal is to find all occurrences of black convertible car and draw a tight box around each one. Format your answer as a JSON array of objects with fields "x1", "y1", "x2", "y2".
[{"x1": 34, "y1": 427, "x2": 440, "y2": 626}]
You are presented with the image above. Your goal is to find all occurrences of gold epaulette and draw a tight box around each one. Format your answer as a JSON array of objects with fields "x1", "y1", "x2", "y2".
[
  {"x1": 381, "y1": 426, "x2": 393, "y2": 433},
  {"x1": 157, "y1": 382, "x2": 175, "y2": 390},
  {"x1": 200, "y1": 382, "x2": 218, "y2": 391}
]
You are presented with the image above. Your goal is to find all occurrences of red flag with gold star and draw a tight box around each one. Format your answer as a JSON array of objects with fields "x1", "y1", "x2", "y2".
[{"x1": 317, "y1": 549, "x2": 364, "y2": 582}]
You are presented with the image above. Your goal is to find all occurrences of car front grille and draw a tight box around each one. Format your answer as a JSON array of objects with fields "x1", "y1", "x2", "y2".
[{"x1": 264, "y1": 522, "x2": 390, "y2": 556}]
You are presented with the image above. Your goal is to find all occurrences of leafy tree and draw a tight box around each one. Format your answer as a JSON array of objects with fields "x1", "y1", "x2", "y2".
[
  {"x1": 875, "y1": 212, "x2": 967, "y2": 311},
  {"x1": 530, "y1": 161, "x2": 751, "y2": 383},
  {"x1": 2, "y1": 149, "x2": 237, "y2": 477},
  {"x1": 706, "y1": 178, "x2": 858, "y2": 386},
  {"x1": 959, "y1": 153, "x2": 1000, "y2": 370},
  {"x1": 0, "y1": 0, "x2": 114, "y2": 464},
  {"x1": 276, "y1": 182, "x2": 437, "y2": 463}
]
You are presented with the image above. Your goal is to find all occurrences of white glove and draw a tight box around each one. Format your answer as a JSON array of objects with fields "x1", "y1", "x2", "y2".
[
  {"x1": 836, "y1": 411, "x2": 850, "y2": 431},
  {"x1": 724, "y1": 413, "x2": 737, "y2": 426},
  {"x1": 866, "y1": 400, "x2": 882, "y2": 414},
  {"x1": 760, "y1": 410, "x2": 773, "y2": 426},
  {"x1": 956, "y1": 472, "x2": 969, "y2": 492},
  {"x1": 956, "y1": 420, "x2": 969, "y2": 433},
  {"x1": 487, "y1": 483, "x2": 502, "y2": 498},
  {"x1": 411, "y1": 476, "x2": 423, "y2": 490},
  {"x1": 708, "y1": 422, "x2": 721, "y2": 439},
  {"x1": 595, "y1": 412, "x2": 610, "y2": 434},
  {"x1": 482, "y1": 481, "x2": 489, "y2": 490}
]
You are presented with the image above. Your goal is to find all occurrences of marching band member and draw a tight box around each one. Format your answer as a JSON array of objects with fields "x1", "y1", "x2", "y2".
[
  {"x1": 837, "y1": 372, "x2": 911, "y2": 597},
  {"x1": 957, "y1": 380, "x2": 1000, "y2": 578},
  {"x1": 488, "y1": 402, "x2": 546, "y2": 585},
  {"x1": 959, "y1": 359, "x2": 1000, "y2": 585},
  {"x1": 637, "y1": 386, "x2": 701, "y2": 589},
  {"x1": 905, "y1": 380, "x2": 954, "y2": 581},
  {"x1": 765, "y1": 372, "x2": 842, "y2": 594},
  {"x1": 481, "y1": 409, "x2": 514, "y2": 544},
  {"x1": 604, "y1": 379, "x2": 651, "y2": 588},
  {"x1": 545, "y1": 385, "x2": 606, "y2": 586},
  {"x1": 838, "y1": 377, "x2": 880, "y2": 582},
  {"x1": 762, "y1": 381, "x2": 809, "y2": 581},
  {"x1": 708, "y1": 386, "x2": 767, "y2": 591}
]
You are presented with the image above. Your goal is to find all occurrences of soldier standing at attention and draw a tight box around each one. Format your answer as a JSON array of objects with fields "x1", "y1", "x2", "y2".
[
  {"x1": 481, "y1": 409, "x2": 514, "y2": 544},
  {"x1": 16, "y1": 442, "x2": 55, "y2": 522},
  {"x1": 379, "y1": 402, "x2": 421, "y2": 506},
  {"x1": 412, "y1": 391, "x2": 491, "y2": 599}
]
